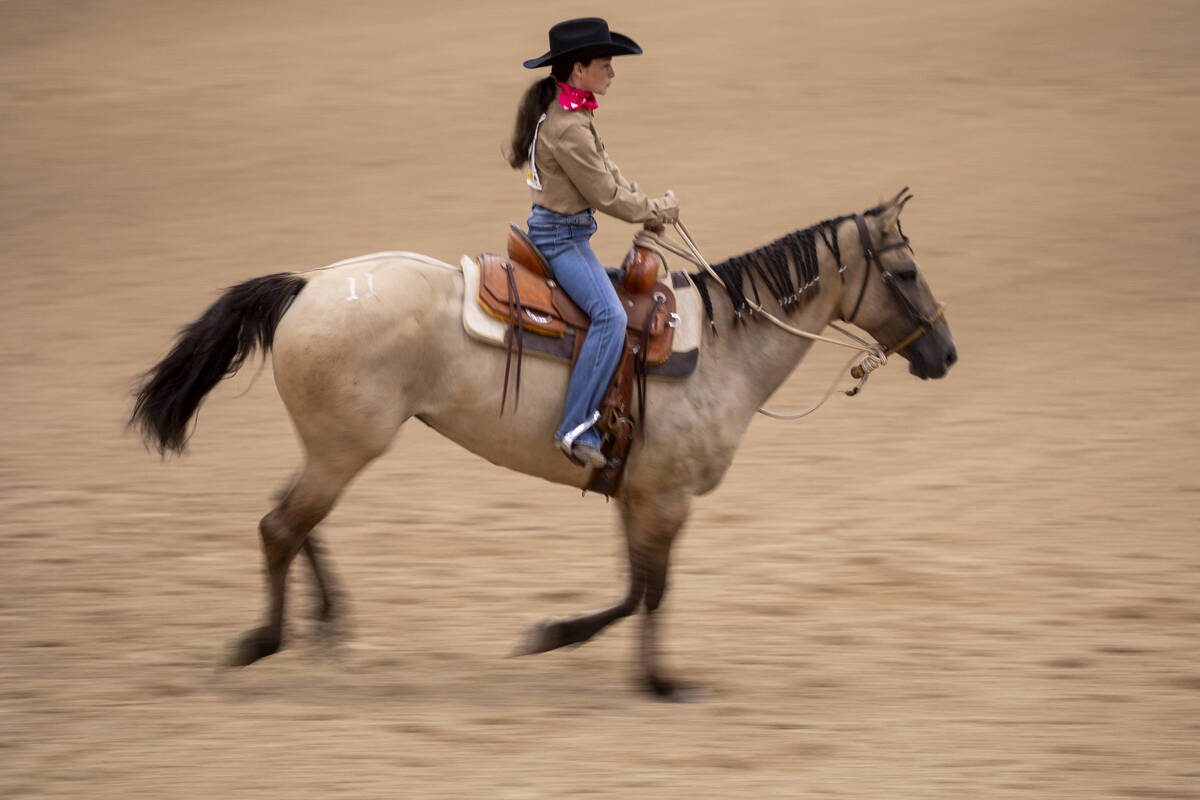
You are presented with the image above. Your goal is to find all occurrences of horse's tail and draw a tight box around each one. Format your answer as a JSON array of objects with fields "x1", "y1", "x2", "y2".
[{"x1": 130, "y1": 272, "x2": 308, "y2": 455}]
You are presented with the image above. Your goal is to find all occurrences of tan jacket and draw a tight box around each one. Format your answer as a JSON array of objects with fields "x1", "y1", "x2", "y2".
[{"x1": 528, "y1": 102, "x2": 678, "y2": 225}]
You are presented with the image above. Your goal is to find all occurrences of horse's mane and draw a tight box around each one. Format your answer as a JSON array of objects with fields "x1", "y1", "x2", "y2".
[{"x1": 691, "y1": 205, "x2": 885, "y2": 329}]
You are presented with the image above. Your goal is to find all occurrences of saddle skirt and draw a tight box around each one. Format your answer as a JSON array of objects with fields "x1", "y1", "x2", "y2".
[{"x1": 460, "y1": 256, "x2": 702, "y2": 378}]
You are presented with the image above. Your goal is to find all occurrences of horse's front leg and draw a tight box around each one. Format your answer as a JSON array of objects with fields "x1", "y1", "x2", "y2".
[
  {"x1": 623, "y1": 490, "x2": 695, "y2": 701},
  {"x1": 514, "y1": 526, "x2": 644, "y2": 655}
]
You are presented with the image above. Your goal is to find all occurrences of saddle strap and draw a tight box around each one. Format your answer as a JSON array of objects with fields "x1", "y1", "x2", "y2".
[
  {"x1": 589, "y1": 342, "x2": 637, "y2": 496},
  {"x1": 500, "y1": 262, "x2": 524, "y2": 415},
  {"x1": 588, "y1": 294, "x2": 666, "y2": 495},
  {"x1": 635, "y1": 295, "x2": 664, "y2": 435}
]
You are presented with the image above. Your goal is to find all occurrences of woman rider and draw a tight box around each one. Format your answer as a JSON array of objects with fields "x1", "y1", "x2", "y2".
[{"x1": 508, "y1": 17, "x2": 680, "y2": 469}]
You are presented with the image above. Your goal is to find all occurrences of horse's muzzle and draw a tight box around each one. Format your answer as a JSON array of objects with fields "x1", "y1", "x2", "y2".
[{"x1": 909, "y1": 342, "x2": 957, "y2": 380}]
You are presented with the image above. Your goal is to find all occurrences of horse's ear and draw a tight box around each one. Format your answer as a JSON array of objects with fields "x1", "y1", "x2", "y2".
[{"x1": 877, "y1": 188, "x2": 914, "y2": 232}]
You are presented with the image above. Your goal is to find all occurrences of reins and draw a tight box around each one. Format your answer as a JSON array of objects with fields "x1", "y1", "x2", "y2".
[{"x1": 640, "y1": 217, "x2": 935, "y2": 420}]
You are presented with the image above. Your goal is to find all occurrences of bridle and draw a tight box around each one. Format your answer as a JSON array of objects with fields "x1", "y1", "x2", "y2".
[
  {"x1": 848, "y1": 213, "x2": 946, "y2": 358},
  {"x1": 651, "y1": 215, "x2": 946, "y2": 419}
]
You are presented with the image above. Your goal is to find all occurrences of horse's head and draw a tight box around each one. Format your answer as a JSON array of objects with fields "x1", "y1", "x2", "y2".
[{"x1": 838, "y1": 189, "x2": 957, "y2": 380}]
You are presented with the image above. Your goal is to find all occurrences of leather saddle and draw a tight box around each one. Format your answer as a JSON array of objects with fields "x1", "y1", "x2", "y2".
[
  {"x1": 475, "y1": 224, "x2": 679, "y2": 494},
  {"x1": 478, "y1": 225, "x2": 677, "y2": 363}
]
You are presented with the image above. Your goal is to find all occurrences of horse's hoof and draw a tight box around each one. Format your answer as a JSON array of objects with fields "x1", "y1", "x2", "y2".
[
  {"x1": 510, "y1": 620, "x2": 564, "y2": 656},
  {"x1": 311, "y1": 612, "x2": 352, "y2": 661},
  {"x1": 312, "y1": 594, "x2": 350, "y2": 638},
  {"x1": 313, "y1": 599, "x2": 335, "y2": 624},
  {"x1": 311, "y1": 588, "x2": 346, "y2": 625},
  {"x1": 644, "y1": 674, "x2": 707, "y2": 703},
  {"x1": 313, "y1": 613, "x2": 349, "y2": 643},
  {"x1": 227, "y1": 627, "x2": 280, "y2": 667}
]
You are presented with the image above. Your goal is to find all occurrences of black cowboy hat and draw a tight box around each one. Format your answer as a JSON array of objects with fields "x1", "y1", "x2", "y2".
[{"x1": 523, "y1": 17, "x2": 642, "y2": 69}]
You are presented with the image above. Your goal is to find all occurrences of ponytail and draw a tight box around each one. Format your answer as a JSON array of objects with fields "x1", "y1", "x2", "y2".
[{"x1": 506, "y1": 60, "x2": 579, "y2": 169}]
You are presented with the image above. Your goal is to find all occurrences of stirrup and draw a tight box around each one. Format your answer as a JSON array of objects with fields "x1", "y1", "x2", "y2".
[
  {"x1": 557, "y1": 412, "x2": 606, "y2": 468},
  {"x1": 560, "y1": 440, "x2": 607, "y2": 469}
]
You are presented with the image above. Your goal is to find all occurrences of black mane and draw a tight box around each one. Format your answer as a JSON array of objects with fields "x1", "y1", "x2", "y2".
[{"x1": 691, "y1": 205, "x2": 885, "y2": 329}]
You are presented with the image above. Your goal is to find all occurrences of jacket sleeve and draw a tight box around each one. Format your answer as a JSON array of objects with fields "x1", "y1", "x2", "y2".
[
  {"x1": 554, "y1": 121, "x2": 677, "y2": 225},
  {"x1": 604, "y1": 151, "x2": 637, "y2": 193}
]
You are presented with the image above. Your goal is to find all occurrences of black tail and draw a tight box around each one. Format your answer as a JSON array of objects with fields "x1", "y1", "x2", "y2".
[{"x1": 130, "y1": 273, "x2": 308, "y2": 455}]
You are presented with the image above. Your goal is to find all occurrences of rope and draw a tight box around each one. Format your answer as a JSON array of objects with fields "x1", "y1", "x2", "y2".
[
  {"x1": 643, "y1": 220, "x2": 889, "y2": 419},
  {"x1": 755, "y1": 351, "x2": 866, "y2": 419},
  {"x1": 633, "y1": 228, "x2": 694, "y2": 262}
]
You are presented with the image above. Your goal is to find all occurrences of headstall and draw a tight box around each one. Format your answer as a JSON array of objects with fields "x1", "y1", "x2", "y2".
[{"x1": 848, "y1": 213, "x2": 946, "y2": 356}]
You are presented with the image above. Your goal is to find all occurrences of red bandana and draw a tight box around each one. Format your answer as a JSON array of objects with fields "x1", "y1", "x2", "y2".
[{"x1": 556, "y1": 82, "x2": 598, "y2": 112}]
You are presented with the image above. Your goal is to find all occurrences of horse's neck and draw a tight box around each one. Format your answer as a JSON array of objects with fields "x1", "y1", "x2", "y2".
[{"x1": 699, "y1": 220, "x2": 853, "y2": 415}]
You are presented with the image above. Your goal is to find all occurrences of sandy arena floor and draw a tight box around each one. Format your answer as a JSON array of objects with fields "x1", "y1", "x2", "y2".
[{"x1": 2, "y1": 1, "x2": 1198, "y2": 797}]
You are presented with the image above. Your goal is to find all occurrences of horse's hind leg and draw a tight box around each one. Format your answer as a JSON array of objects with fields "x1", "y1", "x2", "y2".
[
  {"x1": 273, "y1": 477, "x2": 341, "y2": 625},
  {"x1": 229, "y1": 450, "x2": 374, "y2": 666},
  {"x1": 301, "y1": 533, "x2": 340, "y2": 625}
]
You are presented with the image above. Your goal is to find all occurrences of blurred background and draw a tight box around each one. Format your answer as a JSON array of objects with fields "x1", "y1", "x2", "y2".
[{"x1": 2, "y1": 0, "x2": 1197, "y2": 797}]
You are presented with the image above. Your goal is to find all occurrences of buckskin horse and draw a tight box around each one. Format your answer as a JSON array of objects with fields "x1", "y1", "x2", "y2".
[{"x1": 130, "y1": 189, "x2": 956, "y2": 700}]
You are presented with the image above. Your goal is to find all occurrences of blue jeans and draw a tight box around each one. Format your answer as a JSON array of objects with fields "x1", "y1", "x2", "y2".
[{"x1": 525, "y1": 205, "x2": 627, "y2": 449}]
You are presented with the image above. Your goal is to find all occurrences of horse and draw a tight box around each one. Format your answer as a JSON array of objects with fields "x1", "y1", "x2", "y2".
[{"x1": 130, "y1": 189, "x2": 956, "y2": 700}]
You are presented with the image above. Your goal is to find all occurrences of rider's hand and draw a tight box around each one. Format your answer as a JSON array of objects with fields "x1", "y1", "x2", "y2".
[{"x1": 658, "y1": 189, "x2": 679, "y2": 224}]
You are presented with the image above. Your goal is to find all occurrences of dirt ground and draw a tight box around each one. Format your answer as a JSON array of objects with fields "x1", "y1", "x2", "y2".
[{"x1": 2, "y1": 1, "x2": 1198, "y2": 797}]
